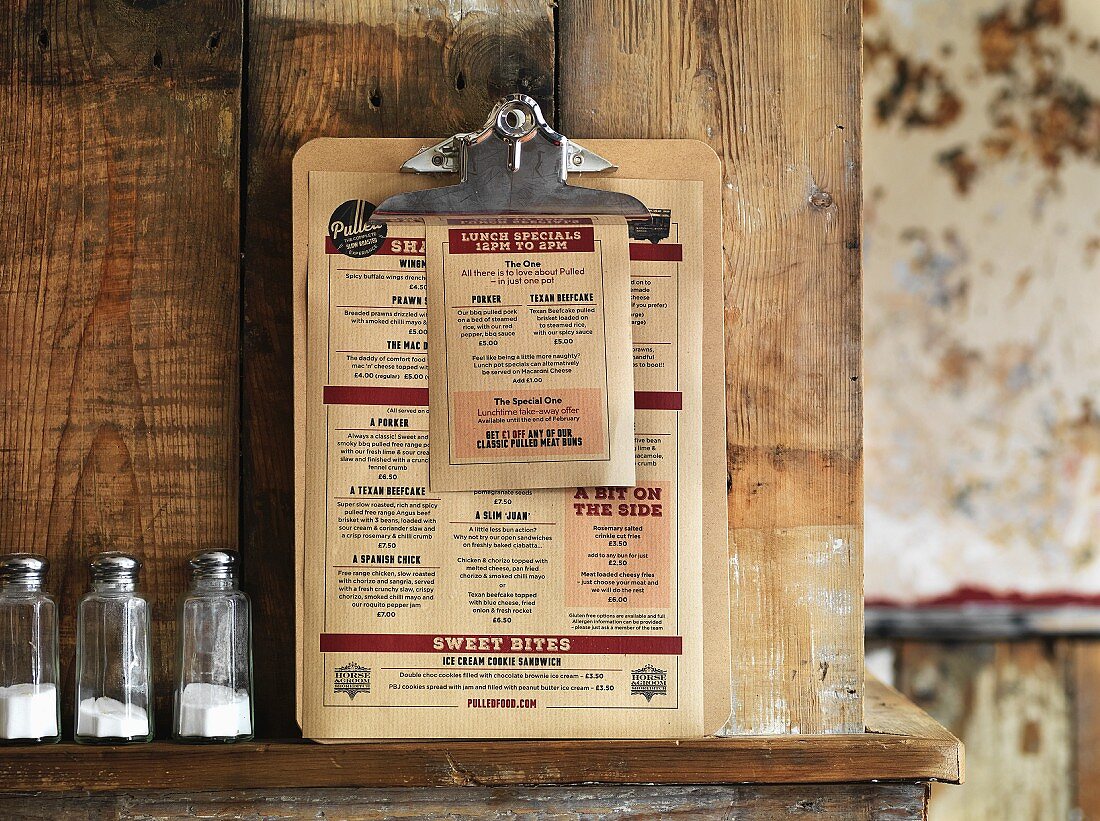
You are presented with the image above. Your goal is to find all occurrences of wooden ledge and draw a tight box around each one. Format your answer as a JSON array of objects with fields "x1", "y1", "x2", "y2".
[{"x1": 0, "y1": 680, "x2": 961, "y2": 793}]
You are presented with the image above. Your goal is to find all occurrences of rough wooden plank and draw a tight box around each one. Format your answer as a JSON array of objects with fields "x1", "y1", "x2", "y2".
[
  {"x1": 1072, "y1": 639, "x2": 1100, "y2": 819},
  {"x1": 0, "y1": 784, "x2": 929, "y2": 820},
  {"x1": 896, "y1": 640, "x2": 1072, "y2": 820},
  {"x1": 558, "y1": 0, "x2": 864, "y2": 734},
  {"x1": 865, "y1": 674, "x2": 963, "y2": 755},
  {"x1": 243, "y1": 0, "x2": 555, "y2": 738},
  {"x1": 0, "y1": 735, "x2": 957, "y2": 793},
  {"x1": 0, "y1": 680, "x2": 960, "y2": 793},
  {"x1": 0, "y1": 0, "x2": 241, "y2": 732}
]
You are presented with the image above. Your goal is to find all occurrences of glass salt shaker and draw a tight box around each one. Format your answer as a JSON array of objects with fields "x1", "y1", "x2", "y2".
[
  {"x1": 0, "y1": 554, "x2": 60, "y2": 744},
  {"x1": 75, "y1": 552, "x2": 154, "y2": 744},
  {"x1": 173, "y1": 550, "x2": 253, "y2": 742}
]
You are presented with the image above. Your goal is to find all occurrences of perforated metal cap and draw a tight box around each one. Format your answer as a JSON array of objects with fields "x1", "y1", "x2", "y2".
[
  {"x1": 0, "y1": 554, "x2": 48, "y2": 586},
  {"x1": 90, "y1": 552, "x2": 141, "y2": 584},
  {"x1": 189, "y1": 549, "x2": 239, "y2": 580}
]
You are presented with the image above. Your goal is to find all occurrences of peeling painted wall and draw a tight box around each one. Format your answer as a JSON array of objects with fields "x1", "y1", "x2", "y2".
[{"x1": 864, "y1": 0, "x2": 1100, "y2": 604}]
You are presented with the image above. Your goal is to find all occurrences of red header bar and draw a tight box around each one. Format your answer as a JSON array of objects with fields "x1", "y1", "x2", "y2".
[
  {"x1": 320, "y1": 633, "x2": 683, "y2": 655},
  {"x1": 322, "y1": 386, "x2": 681, "y2": 411},
  {"x1": 321, "y1": 382, "x2": 677, "y2": 409},
  {"x1": 448, "y1": 226, "x2": 595, "y2": 254},
  {"x1": 629, "y1": 243, "x2": 683, "y2": 262},
  {"x1": 634, "y1": 391, "x2": 682, "y2": 411},
  {"x1": 323, "y1": 386, "x2": 428, "y2": 406}
]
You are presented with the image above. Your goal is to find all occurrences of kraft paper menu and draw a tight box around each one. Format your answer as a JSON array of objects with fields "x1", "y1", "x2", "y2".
[
  {"x1": 424, "y1": 216, "x2": 636, "y2": 492},
  {"x1": 292, "y1": 139, "x2": 730, "y2": 740}
]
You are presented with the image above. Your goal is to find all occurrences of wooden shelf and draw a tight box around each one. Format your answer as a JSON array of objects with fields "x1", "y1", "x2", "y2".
[{"x1": 0, "y1": 681, "x2": 960, "y2": 793}]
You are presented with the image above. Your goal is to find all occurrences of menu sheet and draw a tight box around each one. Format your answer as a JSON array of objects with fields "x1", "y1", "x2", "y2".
[
  {"x1": 424, "y1": 216, "x2": 636, "y2": 492},
  {"x1": 295, "y1": 145, "x2": 729, "y2": 739}
]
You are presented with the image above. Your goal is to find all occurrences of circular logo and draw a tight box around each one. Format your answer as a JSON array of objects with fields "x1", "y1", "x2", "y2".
[{"x1": 328, "y1": 199, "x2": 387, "y2": 257}]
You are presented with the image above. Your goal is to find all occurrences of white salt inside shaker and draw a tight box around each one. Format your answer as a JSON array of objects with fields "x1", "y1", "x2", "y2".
[
  {"x1": 0, "y1": 683, "x2": 58, "y2": 739},
  {"x1": 76, "y1": 696, "x2": 149, "y2": 738},
  {"x1": 177, "y1": 682, "x2": 251, "y2": 737}
]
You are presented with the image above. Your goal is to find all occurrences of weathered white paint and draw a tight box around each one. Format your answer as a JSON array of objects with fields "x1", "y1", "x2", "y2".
[
  {"x1": 865, "y1": 645, "x2": 897, "y2": 686},
  {"x1": 865, "y1": 0, "x2": 1100, "y2": 603}
]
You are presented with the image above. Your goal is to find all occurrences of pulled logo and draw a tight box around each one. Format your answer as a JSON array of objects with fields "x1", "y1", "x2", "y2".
[
  {"x1": 334, "y1": 662, "x2": 371, "y2": 699},
  {"x1": 630, "y1": 664, "x2": 667, "y2": 701},
  {"x1": 328, "y1": 199, "x2": 387, "y2": 257}
]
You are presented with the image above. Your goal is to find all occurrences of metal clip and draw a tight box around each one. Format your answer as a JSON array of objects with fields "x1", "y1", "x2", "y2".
[
  {"x1": 401, "y1": 96, "x2": 616, "y2": 175},
  {"x1": 373, "y1": 95, "x2": 648, "y2": 219}
]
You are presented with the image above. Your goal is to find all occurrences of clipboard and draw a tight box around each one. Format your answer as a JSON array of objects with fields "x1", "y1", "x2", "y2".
[{"x1": 292, "y1": 96, "x2": 730, "y2": 738}]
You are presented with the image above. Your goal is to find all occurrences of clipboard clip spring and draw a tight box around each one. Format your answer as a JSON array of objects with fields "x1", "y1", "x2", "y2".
[
  {"x1": 373, "y1": 95, "x2": 652, "y2": 221},
  {"x1": 402, "y1": 96, "x2": 615, "y2": 175}
]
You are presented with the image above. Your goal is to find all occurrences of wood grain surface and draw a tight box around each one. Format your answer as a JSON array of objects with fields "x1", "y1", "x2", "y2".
[
  {"x1": 0, "y1": 679, "x2": 960, "y2": 793},
  {"x1": 1073, "y1": 640, "x2": 1100, "y2": 820},
  {"x1": 242, "y1": 0, "x2": 555, "y2": 738},
  {"x1": 0, "y1": 784, "x2": 929, "y2": 820},
  {"x1": 0, "y1": 733, "x2": 956, "y2": 794},
  {"x1": 558, "y1": 0, "x2": 864, "y2": 734},
  {"x1": 0, "y1": 0, "x2": 242, "y2": 731}
]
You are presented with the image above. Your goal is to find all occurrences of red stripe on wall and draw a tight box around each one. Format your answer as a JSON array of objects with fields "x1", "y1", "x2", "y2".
[{"x1": 867, "y1": 585, "x2": 1100, "y2": 609}]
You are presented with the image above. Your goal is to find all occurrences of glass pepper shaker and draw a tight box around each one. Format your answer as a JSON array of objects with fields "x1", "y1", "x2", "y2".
[
  {"x1": 75, "y1": 552, "x2": 154, "y2": 743},
  {"x1": 173, "y1": 550, "x2": 253, "y2": 742},
  {"x1": 0, "y1": 554, "x2": 60, "y2": 744}
]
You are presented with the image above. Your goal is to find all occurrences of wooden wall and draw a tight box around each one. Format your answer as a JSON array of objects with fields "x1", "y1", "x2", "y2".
[
  {"x1": 560, "y1": 0, "x2": 864, "y2": 736},
  {"x1": 0, "y1": 0, "x2": 242, "y2": 734},
  {"x1": 1, "y1": 0, "x2": 864, "y2": 752}
]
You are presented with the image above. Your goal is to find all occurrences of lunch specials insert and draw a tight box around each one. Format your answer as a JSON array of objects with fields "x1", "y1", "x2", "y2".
[
  {"x1": 303, "y1": 172, "x2": 704, "y2": 738},
  {"x1": 424, "y1": 217, "x2": 635, "y2": 492}
]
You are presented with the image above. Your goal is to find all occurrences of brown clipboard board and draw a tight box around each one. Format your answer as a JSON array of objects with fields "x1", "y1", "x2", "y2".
[{"x1": 291, "y1": 111, "x2": 730, "y2": 738}]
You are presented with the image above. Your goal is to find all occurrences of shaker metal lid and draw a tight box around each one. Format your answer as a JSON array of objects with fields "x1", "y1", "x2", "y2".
[
  {"x1": 0, "y1": 553, "x2": 49, "y2": 585},
  {"x1": 189, "y1": 549, "x2": 239, "y2": 579},
  {"x1": 90, "y1": 552, "x2": 141, "y2": 582}
]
